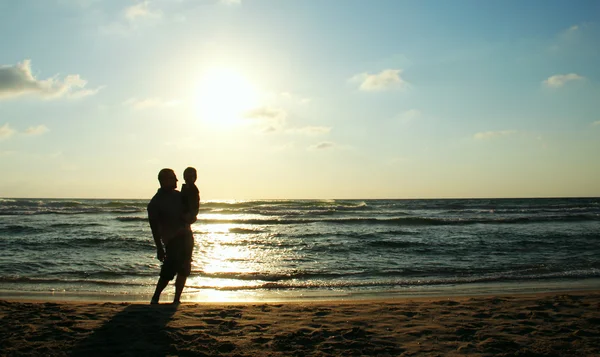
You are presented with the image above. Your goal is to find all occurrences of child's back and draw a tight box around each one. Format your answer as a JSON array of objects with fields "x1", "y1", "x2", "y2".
[{"x1": 182, "y1": 167, "x2": 200, "y2": 224}]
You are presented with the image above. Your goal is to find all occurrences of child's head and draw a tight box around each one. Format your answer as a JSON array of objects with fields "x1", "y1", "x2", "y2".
[{"x1": 183, "y1": 167, "x2": 197, "y2": 184}]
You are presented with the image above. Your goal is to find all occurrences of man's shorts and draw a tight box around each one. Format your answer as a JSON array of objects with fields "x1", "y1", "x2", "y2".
[{"x1": 160, "y1": 231, "x2": 194, "y2": 281}]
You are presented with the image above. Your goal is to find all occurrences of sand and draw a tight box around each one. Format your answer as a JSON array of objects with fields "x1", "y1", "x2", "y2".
[{"x1": 1, "y1": 292, "x2": 600, "y2": 356}]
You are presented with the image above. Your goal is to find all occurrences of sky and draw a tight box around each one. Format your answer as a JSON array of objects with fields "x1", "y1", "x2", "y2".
[{"x1": 1, "y1": 0, "x2": 599, "y2": 199}]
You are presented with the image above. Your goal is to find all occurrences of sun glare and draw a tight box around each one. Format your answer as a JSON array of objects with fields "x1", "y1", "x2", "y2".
[{"x1": 196, "y1": 67, "x2": 260, "y2": 125}]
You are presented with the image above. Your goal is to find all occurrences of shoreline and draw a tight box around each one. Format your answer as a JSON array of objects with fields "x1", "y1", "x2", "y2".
[
  {"x1": 2, "y1": 290, "x2": 599, "y2": 356},
  {"x1": 2, "y1": 277, "x2": 600, "y2": 303}
]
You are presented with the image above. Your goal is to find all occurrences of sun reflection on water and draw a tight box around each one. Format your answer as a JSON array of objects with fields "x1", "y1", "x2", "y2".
[{"x1": 187, "y1": 221, "x2": 274, "y2": 293}]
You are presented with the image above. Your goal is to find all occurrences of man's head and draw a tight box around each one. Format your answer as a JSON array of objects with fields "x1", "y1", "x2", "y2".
[
  {"x1": 183, "y1": 167, "x2": 197, "y2": 184},
  {"x1": 158, "y1": 168, "x2": 178, "y2": 190}
]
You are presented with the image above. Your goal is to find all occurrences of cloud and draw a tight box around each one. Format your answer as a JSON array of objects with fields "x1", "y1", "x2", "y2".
[
  {"x1": 558, "y1": 24, "x2": 586, "y2": 41},
  {"x1": 309, "y1": 141, "x2": 335, "y2": 150},
  {"x1": 123, "y1": 97, "x2": 181, "y2": 110},
  {"x1": 0, "y1": 123, "x2": 49, "y2": 140},
  {"x1": 542, "y1": 73, "x2": 585, "y2": 88},
  {"x1": 100, "y1": 1, "x2": 163, "y2": 35},
  {"x1": 124, "y1": 1, "x2": 162, "y2": 21},
  {"x1": 244, "y1": 106, "x2": 287, "y2": 132},
  {"x1": 0, "y1": 123, "x2": 16, "y2": 141},
  {"x1": 592, "y1": 121, "x2": 600, "y2": 127},
  {"x1": 566, "y1": 25, "x2": 579, "y2": 33},
  {"x1": 244, "y1": 107, "x2": 330, "y2": 136},
  {"x1": 244, "y1": 106, "x2": 287, "y2": 120},
  {"x1": 349, "y1": 69, "x2": 408, "y2": 91},
  {"x1": 549, "y1": 23, "x2": 592, "y2": 52},
  {"x1": 397, "y1": 109, "x2": 422, "y2": 123},
  {"x1": 0, "y1": 60, "x2": 98, "y2": 100},
  {"x1": 24, "y1": 125, "x2": 49, "y2": 136},
  {"x1": 69, "y1": 86, "x2": 105, "y2": 99},
  {"x1": 474, "y1": 130, "x2": 517, "y2": 140},
  {"x1": 286, "y1": 126, "x2": 331, "y2": 135},
  {"x1": 219, "y1": 0, "x2": 242, "y2": 5},
  {"x1": 280, "y1": 92, "x2": 311, "y2": 104}
]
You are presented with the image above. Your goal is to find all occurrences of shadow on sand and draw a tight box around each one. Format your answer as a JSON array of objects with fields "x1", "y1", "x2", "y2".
[{"x1": 71, "y1": 304, "x2": 178, "y2": 357}]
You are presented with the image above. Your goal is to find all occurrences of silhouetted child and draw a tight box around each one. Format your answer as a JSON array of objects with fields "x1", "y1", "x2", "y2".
[{"x1": 181, "y1": 167, "x2": 200, "y2": 224}]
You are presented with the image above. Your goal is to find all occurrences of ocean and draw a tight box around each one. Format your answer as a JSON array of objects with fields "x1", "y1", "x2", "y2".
[{"x1": 1, "y1": 197, "x2": 599, "y2": 302}]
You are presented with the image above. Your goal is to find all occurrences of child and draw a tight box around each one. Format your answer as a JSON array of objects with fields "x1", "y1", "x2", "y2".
[{"x1": 181, "y1": 166, "x2": 200, "y2": 224}]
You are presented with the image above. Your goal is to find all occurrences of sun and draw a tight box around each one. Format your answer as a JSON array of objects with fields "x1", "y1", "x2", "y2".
[{"x1": 196, "y1": 67, "x2": 260, "y2": 125}]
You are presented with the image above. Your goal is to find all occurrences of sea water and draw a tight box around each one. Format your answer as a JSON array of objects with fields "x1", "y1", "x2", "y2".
[{"x1": 1, "y1": 198, "x2": 599, "y2": 302}]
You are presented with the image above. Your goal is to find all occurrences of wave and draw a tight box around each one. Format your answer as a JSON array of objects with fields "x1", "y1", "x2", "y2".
[
  {"x1": 184, "y1": 266, "x2": 600, "y2": 291},
  {"x1": 50, "y1": 223, "x2": 104, "y2": 228},
  {"x1": 3, "y1": 236, "x2": 155, "y2": 250},
  {"x1": 0, "y1": 276, "x2": 149, "y2": 287},
  {"x1": 368, "y1": 240, "x2": 429, "y2": 249},
  {"x1": 228, "y1": 227, "x2": 266, "y2": 234},
  {"x1": 0, "y1": 225, "x2": 46, "y2": 234},
  {"x1": 198, "y1": 214, "x2": 600, "y2": 226},
  {"x1": 2, "y1": 267, "x2": 599, "y2": 292},
  {"x1": 0, "y1": 199, "x2": 146, "y2": 216},
  {"x1": 2, "y1": 198, "x2": 599, "y2": 220},
  {"x1": 115, "y1": 216, "x2": 147, "y2": 222}
]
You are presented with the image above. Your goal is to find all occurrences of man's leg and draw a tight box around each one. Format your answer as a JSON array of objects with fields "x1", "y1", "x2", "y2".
[
  {"x1": 151, "y1": 277, "x2": 170, "y2": 304},
  {"x1": 173, "y1": 232, "x2": 193, "y2": 304},
  {"x1": 173, "y1": 274, "x2": 187, "y2": 303}
]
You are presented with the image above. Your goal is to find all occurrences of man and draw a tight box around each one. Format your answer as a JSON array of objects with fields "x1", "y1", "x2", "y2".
[{"x1": 148, "y1": 168, "x2": 194, "y2": 304}]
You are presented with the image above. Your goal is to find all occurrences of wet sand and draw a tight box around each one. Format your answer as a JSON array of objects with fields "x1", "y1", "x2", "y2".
[{"x1": 1, "y1": 291, "x2": 600, "y2": 356}]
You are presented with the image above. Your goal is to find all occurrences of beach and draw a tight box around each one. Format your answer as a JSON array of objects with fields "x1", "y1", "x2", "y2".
[
  {"x1": 2, "y1": 198, "x2": 599, "y2": 355},
  {"x1": 2, "y1": 291, "x2": 600, "y2": 356}
]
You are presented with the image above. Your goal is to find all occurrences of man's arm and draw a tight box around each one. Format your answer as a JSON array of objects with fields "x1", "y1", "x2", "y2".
[{"x1": 149, "y1": 218, "x2": 165, "y2": 261}]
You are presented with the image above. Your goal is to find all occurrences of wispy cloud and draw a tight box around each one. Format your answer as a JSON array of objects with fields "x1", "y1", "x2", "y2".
[
  {"x1": 24, "y1": 125, "x2": 49, "y2": 136},
  {"x1": 566, "y1": 25, "x2": 580, "y2": 34},
  {"x1": 543, "y1": 73, "x2": 585, "y2": 88},
  {"x1": 123, "y1": 97, "x2": 181, "y2": 110},
  {"x1": 125, "y1": 1, "x2": 162, "y2": 21},
  {"x1": 592, "y1": 121, "x2": 600, "y2": 127},
  {"x1": 244, "y1": 106, "x2": 287, "y2": 133},
  {"x1": 349, "y1": 69, "x2": 408, "y2": 91},
  {"x1": 397, "y1": 109, "x2": 422, "y2": 123},
  {"x1": 279, "y1": 92, "x2": 311, "y2": 104},
  {"x1": 0, "y1": 123, "x2": 48, "y2": 140},
  {"x1": 549, "y1": 23, "x2": 591, "y2": 52},
  {"x1": 101, "y1": 1, "x2": 162, "y2": 35},
  {"x1": 0, "y1": 60, "x2": 99, "y2": 100},
  {"x1": 244, "y1": 106, "x2": 330, "y2": 136},
  {"x1": 309, "y1": 141, "x2": 335, "y2": 150},
  {"x1": 286, "y1": 126, "x2": 331, "y2": 135},
  {"x1": 244, "y1": 106, "x2": 287, "y2": 121},
  {"x1": 0, "y1": 123, "x2": 16, "y2": 140},
  {"x1": 474, "y1": 130, "x2": 517, "y2": 140},
  {"x1": 69, "y1": 86, "x2": 105, "y2": 99},
  {"x1": 558, "y1": 23, "x2": 587, "y2": 41}
]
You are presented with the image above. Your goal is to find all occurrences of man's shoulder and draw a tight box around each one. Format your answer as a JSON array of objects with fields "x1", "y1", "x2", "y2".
[{"x1": 148, "y1": 189, "x2": 180, "y2": 208}]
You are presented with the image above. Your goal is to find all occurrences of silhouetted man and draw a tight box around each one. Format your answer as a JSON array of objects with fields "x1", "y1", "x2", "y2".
[{"x1": 148, "y1": 168, "x2": 193, "y2": 304}]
